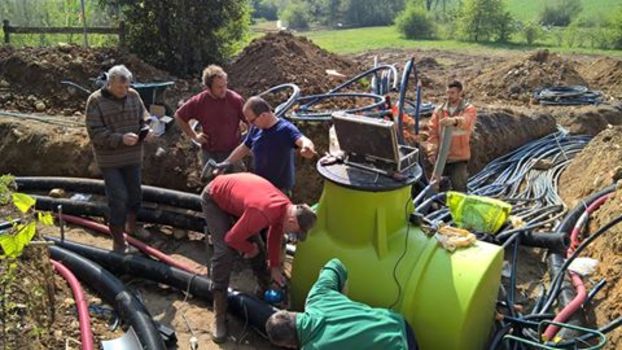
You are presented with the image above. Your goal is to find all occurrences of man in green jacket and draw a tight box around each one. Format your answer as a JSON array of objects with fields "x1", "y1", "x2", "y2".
[{"x1": 265, "y1": 258, "x2": 418, "y2": 349}]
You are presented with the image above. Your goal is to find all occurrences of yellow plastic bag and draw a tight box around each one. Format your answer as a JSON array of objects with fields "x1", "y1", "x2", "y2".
[{"x1": 446, "y1": 191, "x2": 512, "y2": 234}]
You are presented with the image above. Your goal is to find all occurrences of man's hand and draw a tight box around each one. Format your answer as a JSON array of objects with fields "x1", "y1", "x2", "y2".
[
  {"x1": 212, "y1": 160, "x2": 232, "y2": 176},
  {"x1": 300, "y1": 144, "x2": 317, "y2": 159},
  {"x1": 440, "y1": 117, "x2": 458, "y2": 127},
  {"x1": 271, "y1": 266, "x2": 286, "y2": 287},
  {"x1": 193, "y1": 132, "x2": 209, "y2": 145},
  {"x1": 123, "y1": 133, "x2": 139, "y2": 146},
  {"x1": 426, "y1": 143, "x2": 437, "y2": 161},
  {"x1": 243, "y1": 242, "x2": 260, "y2": 259}
]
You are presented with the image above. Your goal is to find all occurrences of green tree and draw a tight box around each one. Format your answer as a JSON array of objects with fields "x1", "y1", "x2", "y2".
[
  {"x1": 102, "y1": 0, "x2": 250, "y2": 76},
  {"x1": 519, "y1": 21, "x2": 542, "y2": 45},
  {"x1": 457, "y1": 0, "x2": 514, "y2": 42},
  {"x1": 251, "y1": 0, "x2": 279, "y2": 20},
  {"x1": 280, "y1": 0, "x2": 311, "y2": 30},
  {"x1": 396, "y1": 3, "x2": 436, "y2": 39},
  {"x1": 613, "y1": 6, "x2": 622, "y2": 48},
  {"x1": 539, "y1": 0, "x2": 582, "y2": 27},
  {"x1": 339, "y1": 0, "x2": 405, "y2": 27}
]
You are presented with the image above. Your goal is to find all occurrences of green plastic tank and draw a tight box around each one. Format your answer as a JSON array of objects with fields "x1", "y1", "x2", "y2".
[{"x1": 291, "y1": 162, "x2": 504, "y2": 350}]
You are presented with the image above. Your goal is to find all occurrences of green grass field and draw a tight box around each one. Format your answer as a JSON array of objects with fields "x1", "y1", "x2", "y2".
[
  {"x1": 506, "y1": 0, "x2": 620, "y2": 23},
  {"x1": 295, "y1": 25, "x2": 622, "y2": 57}
]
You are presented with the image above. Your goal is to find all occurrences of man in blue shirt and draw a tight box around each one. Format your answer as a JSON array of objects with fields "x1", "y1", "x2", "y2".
[{"x1": 216, "y1": 96, "x2": 316, "y2": 194}]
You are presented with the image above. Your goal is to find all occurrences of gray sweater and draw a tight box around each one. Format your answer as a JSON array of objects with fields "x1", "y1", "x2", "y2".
[{"x1": 85, "y1": 88, "x2": 147, "y2": 169}]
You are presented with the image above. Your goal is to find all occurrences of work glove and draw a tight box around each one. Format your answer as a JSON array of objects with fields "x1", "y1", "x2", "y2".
[{"x1": 200, "y1": 160, "x2": 232, "y2": 182}]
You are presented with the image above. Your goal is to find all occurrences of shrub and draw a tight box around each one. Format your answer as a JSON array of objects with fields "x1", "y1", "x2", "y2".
[{"x1": 396, "y1": 5, "x2": 436, "y2": 39}]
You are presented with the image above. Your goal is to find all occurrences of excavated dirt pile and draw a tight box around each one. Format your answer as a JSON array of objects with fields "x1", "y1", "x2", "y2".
[
  {"x1": 0, "y1": 117, "x2": 203, "y2": 192},
  {"x1": 0, "y1": 45, "x2": 170, "y2": 113},
  {"x1": 559, "y1": 127, "x2": 622, "y2": 349},
  {"x1": 472, "y1": 49, "x2": 586, "y2": 103},
  {"x1": 560, "y1": 126, "x2": 622, "y2": 203},
  {"x1": 228, "y1": 31, "x2": 360, "y2": 97},
  {"x1": 579, "y1": 57, "x2": 622, "y2": 100},
  {"x1": 468, "y1": 108, "x2": 557, "y2": 173}
]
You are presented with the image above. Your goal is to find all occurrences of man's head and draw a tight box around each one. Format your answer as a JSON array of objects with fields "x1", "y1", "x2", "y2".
[
  {"x1": 202, "y1": 65, "x2": 228, "y2": 99},
  {"x1": 243, "y1": 96, "x2": 275, "y2": 129},
  {"x1": 446, "y1": 80, "x2": 464, "y2": 105},
  {"x1": 284, "y1": 203, "x2": 317, "y2": 242},
  {"x1": 106, "y1": 65, "x2": 132, "y2": 98},
  {"x1": 266, "y1": 311, "x2": 299, "y2": 349}
]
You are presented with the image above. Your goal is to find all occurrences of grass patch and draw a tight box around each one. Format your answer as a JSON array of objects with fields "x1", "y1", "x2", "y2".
[{"x1": 294, "y1": 25, "x2": 622, "y2": 57}]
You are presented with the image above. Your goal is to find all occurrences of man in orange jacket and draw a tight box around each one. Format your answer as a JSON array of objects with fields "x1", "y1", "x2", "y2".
[{"x1": 427, "y1": 80, "x2": 477, "y2": 192}]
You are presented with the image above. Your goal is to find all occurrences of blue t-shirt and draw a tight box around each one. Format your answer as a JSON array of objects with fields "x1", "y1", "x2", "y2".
[{"x1": 244, "y1": 119, "x2": 302, "y2": 191}]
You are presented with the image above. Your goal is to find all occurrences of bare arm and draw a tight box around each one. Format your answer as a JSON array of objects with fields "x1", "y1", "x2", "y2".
[
  {"x1": 224, "y1": 142, "x2": 252, "y2": 163},
  {"x1": 175, "y1": 114, "x2": 208, "y2": 144}
]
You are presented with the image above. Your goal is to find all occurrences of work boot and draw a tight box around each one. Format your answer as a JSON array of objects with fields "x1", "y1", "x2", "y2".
[
  {"x1": 109, "y1": 225, "x2": 127, "y2": 253},
  {"x1": 212, "y1": 290, "x2": 228, "y2": 343}
]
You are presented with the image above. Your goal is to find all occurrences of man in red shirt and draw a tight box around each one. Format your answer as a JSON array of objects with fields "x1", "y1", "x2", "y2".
[
  {"x1": 175, "y1": 65, "x2": 247, "y2": 167},
  {"x1": 201, "y1": 172, "x2": 317, "y2": 343}
]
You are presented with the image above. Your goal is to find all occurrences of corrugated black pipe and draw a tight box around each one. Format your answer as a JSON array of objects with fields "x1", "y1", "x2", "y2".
[
  {"x1": 16, "y1": 176, "x2": 202, "y2": 212},
  {"x1": 49, "y1": 245, "x2": 166, "y2": 350},
  {"x1": 32, "y1": 195, "x2": 205, "y2": 232},
  {"x1": 47, "y1": 237, "x2": 277, "y2": 336}
]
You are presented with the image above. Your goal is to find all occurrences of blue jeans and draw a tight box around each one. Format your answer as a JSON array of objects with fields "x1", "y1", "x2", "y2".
[{"x1": 101, "y1": 163, "x2": 142, "y2": 226}]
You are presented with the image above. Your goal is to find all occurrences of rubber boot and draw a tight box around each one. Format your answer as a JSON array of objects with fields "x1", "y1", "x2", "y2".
[
  {"x1": 110, "y1": 225, "x2": 126, "y2": 253},
  {"x1": 212, "y1": 290, "x2": 228, "y2": 343}
]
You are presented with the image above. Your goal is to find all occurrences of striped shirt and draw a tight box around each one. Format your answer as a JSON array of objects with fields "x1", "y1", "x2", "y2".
[{"x1": 85, "y1": 88, "x2": 147, "y2": 168}]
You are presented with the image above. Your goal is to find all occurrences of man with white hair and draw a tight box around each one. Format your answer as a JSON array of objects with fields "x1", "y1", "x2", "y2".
[{"x1": 85, "y1": 65, "x2": 153, "y2": 252}]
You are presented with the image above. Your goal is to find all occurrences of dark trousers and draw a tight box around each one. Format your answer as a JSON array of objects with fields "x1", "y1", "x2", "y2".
[
  {"x1": 201, "y1": 187, "x2": 269, "y2": 291},
  {"x1": 444, "y1": 161, "x2": 469, "y2": 193},
  {"x1": 101, "y1": 163, "x2": 142, "y2": 226}
]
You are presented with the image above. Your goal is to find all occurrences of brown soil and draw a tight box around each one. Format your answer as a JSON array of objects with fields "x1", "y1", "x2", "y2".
[
  {"x1": 559, "y1": 127, "x2": 622, "y2": 349},
  {"x1": 560, "y1": 126, "x2": 622, "y2": 205},
  {"x1": 0, "y1": 45, "x2": 171, "y2": 114},
  {"x1": 0, "y1": 116, "x2": 204, "y2": 193},
  {"x1": 582, "y1": 191, "x2": 622, "y2": 350},
  {"x1": 227, "y1": 32, "x2": 361, "y2": 97},
  {"x1": 471, "y1": 50, "x2": 586, "y2": 103},
  {"x1": 578, "y1": 57, "x2": 622, "y2": 100}
]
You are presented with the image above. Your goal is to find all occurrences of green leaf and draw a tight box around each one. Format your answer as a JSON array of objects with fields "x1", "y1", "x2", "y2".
[
  {"x1": 12, "y1": 193, "x2": 36, "y2": 213},
  {"x1": 37, "y1": 212, "x2": 54, "y2": 226},
  {"x1": 0, "y1": 235, "x2": 18, "y2": 258},
  {"x1": 0, "y1": 222, "x2": 36, "y2": 259}
]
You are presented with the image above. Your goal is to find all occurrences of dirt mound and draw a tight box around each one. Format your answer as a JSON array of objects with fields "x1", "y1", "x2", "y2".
[
  {"x1": 472, "y1": 50, "x2": 586, "y2": 103},
  {"x1": 227, "y1": 32, "x2": 361, "y2": 97},
  {"x1": 0, "y1": 117, "x2": 203, "y2": 192},
  {"x1": 560, "y1": 126, "x2": 622, "y2": 205},
  {"x1": 582, "y1": 191, "x2": 622, "y2": 350},
  {"x1": 0, "y1": 45, "x2": 170, "y2": 113},
  {"x1": 579, "y1": 57, "x2": 622, "y2": 99},
  {"x1": 550, "y1": 104, "x2": 622, "y2": 136}
]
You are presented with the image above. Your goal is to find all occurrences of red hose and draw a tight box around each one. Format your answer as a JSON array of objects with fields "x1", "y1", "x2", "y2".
[
  {"x1": 51, "y1": 259, "x2": 95, "y2": 350},
  {"x1": 543, "y1": 194, "x2": 610, "y2": 340},
  {"x1": 59, "y1": 214, "x2": 202, "y2": 274}
]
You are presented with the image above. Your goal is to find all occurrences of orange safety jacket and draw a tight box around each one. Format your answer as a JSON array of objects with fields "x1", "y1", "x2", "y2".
[{"x1": 428, "y1": 99, "x2": 477, "y2": 162}]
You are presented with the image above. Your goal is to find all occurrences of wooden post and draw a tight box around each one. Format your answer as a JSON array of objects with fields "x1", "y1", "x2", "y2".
[
  {"x1": 79, "y1": 0, "x2": 89, "y2": 47},
  {"x1": 118, "y1": 21, "x2": 126, "y2": 49},
  {"x1": 3, "y1": 20, "x2": 10, "y2": 44}
]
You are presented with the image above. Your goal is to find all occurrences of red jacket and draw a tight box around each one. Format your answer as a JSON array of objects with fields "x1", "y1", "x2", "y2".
[
  {"x1": 208, "y1": 173, "x2": 291, "y2": 267},
  {"x1": 428, "y1": 99, "x2": 477, "y2": 162}
]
